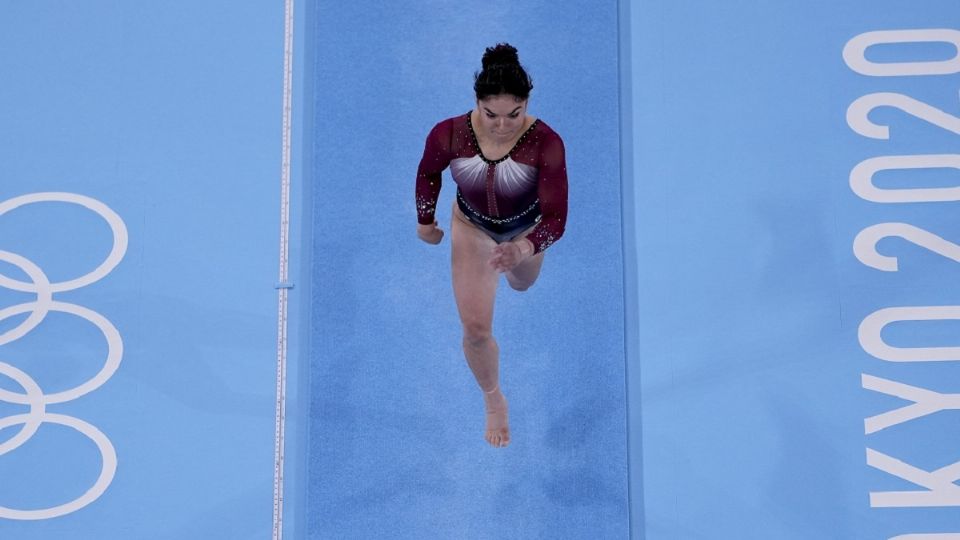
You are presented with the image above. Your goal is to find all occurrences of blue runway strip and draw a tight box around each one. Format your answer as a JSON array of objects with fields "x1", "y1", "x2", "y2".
[{"x1": 305, "y1": 1, "x2": 628, "y2": 538}]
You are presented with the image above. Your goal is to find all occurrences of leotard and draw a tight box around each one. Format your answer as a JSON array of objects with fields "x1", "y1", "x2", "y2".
[{"x1": 415, "y1": 112, "x2": 568, "y2": 253}]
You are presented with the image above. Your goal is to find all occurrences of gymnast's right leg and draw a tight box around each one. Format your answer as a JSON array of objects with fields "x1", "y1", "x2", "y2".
[{"x1": 451, "y1": 205, "x2": 510, "y2": 448}]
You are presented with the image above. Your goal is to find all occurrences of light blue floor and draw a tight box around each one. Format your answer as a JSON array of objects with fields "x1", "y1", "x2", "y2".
[
  {"x1": 0, "y1": 3, "x2": 281, "y2": 538},
  {"x1": 305, "y1": 1, "x2": 627, "y2": 538},
  {"x1": 625, "y1": 2, "x2": 960, "y2": 538}
]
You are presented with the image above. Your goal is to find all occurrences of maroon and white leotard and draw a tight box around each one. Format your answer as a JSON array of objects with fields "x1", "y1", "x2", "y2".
[{"x1": 415, "y1": 112, "x2": 568, "y2": 253}]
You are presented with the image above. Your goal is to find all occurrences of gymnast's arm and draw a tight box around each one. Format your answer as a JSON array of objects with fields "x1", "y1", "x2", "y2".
[
  {"x1": 490, "y1": 132, "x2": 568, "y2": 272},
  {"x1": 524, "y1": 132, "x2": 568, "y2": 254},
  {"x1": 415, "y1": 119, "x2": 455, "y2": 245}
]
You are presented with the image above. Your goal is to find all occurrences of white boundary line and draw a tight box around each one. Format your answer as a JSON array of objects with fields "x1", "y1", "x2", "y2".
[{"x1": 273, "y1": 0, "x2": 295, "y2": 538}]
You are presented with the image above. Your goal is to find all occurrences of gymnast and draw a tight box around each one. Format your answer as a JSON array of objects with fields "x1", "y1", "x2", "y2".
[{"x1": 415, "y1": 43, "x2": 568, "y2": 448}]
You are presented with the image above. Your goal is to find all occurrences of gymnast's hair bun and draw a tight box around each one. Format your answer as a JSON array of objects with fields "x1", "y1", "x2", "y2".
[
  {"x1": 474, "y1": 43, "x2": 532, "y2": 100},
  {"x1": 482, "y1": 43, "x2": 520, "y2": 69}
]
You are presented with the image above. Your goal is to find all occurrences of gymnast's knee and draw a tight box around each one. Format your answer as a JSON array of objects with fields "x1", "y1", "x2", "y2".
[
  {"x1": 462, "y1": 323, "x2": 493, "y2": 348},
  {"x1": 506, "y1": 275, "x2": 535, "y2": 292}
]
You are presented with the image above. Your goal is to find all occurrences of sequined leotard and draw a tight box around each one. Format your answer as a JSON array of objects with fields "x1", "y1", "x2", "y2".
[{"x1": 416, "y1": 112, "x2": 568, "y2": 253}]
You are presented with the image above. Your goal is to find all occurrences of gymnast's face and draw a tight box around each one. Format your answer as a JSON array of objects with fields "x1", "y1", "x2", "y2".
[{"x1": 476, "y1": 94, "x2": 528, "y2": 143}]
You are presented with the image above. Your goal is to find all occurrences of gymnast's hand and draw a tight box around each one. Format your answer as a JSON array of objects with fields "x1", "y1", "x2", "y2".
[
  {"x1": 417, "y1": 221, "x2": 444, "y2": 245},
  {"x1": 489, "y1": 238, "x2": 534, "y2": 272}
]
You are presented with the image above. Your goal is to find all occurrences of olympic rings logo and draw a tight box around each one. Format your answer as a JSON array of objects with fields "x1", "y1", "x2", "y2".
[{"x1": 0, "y1": 192, "x2": 127, "y2": 520}]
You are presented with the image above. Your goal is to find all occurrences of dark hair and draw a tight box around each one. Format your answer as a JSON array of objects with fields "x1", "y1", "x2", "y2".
[{"x1": 473, "y1": 43, "x2": 533, "y2": 101}]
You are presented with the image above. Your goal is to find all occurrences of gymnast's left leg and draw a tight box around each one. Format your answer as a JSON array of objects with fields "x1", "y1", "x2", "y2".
[{"x1": 504, "y1": 248, "x2": 544, "y2": 291}]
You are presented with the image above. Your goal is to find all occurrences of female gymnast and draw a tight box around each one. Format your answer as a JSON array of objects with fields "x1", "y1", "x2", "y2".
[{"x1": 415, "y1": 43, "x2": 568, "y2": 448}]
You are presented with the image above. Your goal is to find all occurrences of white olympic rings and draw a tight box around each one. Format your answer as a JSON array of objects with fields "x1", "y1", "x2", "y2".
[
  {"x1": 0, "y1": 192, "x2": 126, "y2": 520},
  {"x1": 0, "y1": 192, "x2": 128, "y2": 293}
]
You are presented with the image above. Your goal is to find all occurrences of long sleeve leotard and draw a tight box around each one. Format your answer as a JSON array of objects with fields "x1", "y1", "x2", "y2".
[{"x1": 415, "y1": 112, "x2": 568, "y2": 254}]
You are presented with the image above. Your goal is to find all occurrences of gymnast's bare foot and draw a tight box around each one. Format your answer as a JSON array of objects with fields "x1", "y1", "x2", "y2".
[{"x1": 484, "y1": 386, "x2": 510, "y2": 448}]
